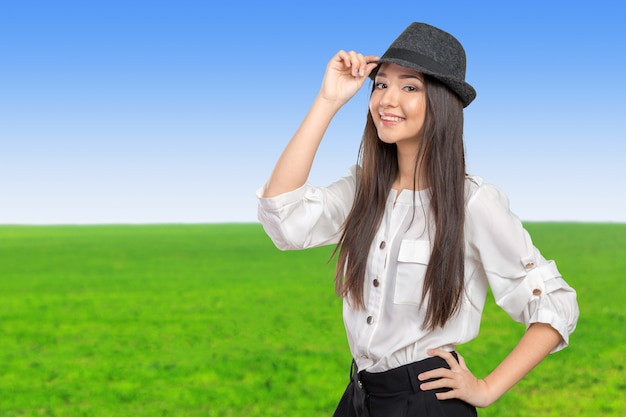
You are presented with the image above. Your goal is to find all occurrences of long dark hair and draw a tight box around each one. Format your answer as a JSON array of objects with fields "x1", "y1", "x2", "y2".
[{"x1": 334, "y1": 75, "x2": 466, "y2": 331}]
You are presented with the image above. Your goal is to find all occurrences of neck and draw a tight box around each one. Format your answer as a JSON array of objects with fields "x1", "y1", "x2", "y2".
[{"x1": 394, "y1": 144, "x2": 428, "y2": 191}]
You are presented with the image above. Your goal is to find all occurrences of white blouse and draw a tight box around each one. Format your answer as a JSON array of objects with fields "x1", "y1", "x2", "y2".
[{"x1": 257, "y1": 166, "x2": 579, "y2": 373}]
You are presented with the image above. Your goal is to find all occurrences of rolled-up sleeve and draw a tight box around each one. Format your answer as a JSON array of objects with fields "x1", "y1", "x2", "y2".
[
  {"x1": 466, "y1": 181, "x2": 579, "y2": 352},
  {"x1": 256, "y1": 166, "x2": 357, "y2": 250}
]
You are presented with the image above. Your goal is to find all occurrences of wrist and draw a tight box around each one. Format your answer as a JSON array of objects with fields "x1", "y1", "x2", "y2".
[
  {"x1": 313, "y1": 93, "x2": 345, "y2": 113},
  {"x1": 478, "y1": 377, "x2": 504, "y2": 408}
]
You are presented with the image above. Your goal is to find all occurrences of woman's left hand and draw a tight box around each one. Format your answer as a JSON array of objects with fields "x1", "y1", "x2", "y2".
[{"x1": 417, "y1": 349, "x2": 494, "y2": 408}]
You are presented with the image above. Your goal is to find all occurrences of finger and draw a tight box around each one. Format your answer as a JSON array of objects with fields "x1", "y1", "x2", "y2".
[
  {"x1": 427, "y1": 349, "x2": 461, "y2": 370},
  {"x1": 334, "y1": 50, "x2": 352, "y2": 69},
  {"x1": 456, "y1": 352, "x2": 468, "y2": 370},
  {"x1": 349, "y1": 50, "x2": 376, "y2": 78},
  {"x1": 365, "y1": 54, "x2": 380, "y2": 64},
  {"x1": 418, "y1": 367, "x2": 453, "y2": 382},
  {"x1": 363, "y1": 59, "x2": 379, "y2": 77},
  {"x1": 355, "y1": 53, "x2": 372, "y2": 77},
  {"x1": 332, "y1": 51, "x2": 378, "y2": 78},
  {"x1": 346, "y1": 50, "x2": 364, "y2": 77},
  {"x1": 419, "y1": 376, "x2": 458, "y2": 392},
  {"x1": 333, "y1": 50, "x2": 355, "y2": 76},
  {"x1": 435, "y1": 390, "x2": 459, "y2": 401}
]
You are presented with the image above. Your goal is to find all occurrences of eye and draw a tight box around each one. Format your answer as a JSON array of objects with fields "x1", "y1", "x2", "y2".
[
  {"x1": 374, "y1": 82, "x2": 387, "y2": 89},
  {"x1": 403, "y1": 85, "x2": 419, "y2": 92}
]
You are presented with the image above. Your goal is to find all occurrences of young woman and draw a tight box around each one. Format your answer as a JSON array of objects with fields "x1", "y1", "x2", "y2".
[{"x1": 256, "y1": 22, "x2": 579, "y2": 416}]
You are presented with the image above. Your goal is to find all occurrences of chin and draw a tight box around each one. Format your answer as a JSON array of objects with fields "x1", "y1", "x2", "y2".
[{"x1": 376, "y1": 133, "x2": 398, "y2": 145}]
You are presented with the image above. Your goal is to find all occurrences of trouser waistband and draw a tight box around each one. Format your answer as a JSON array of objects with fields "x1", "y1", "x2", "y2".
[{"x1": 355, "y1": 352, "x2": 458, "y2": 395}]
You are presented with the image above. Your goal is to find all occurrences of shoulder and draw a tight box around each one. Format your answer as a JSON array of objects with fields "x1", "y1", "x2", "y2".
[
  {"x1": 464, "y1": 175, "x2": 516, "y2": 228},
  {"x1": 463, "y1": 176, "x2": 531, "y2": 258},
  {"x1": 465, "y1": 175, "x2": 511, "y2": 207}
]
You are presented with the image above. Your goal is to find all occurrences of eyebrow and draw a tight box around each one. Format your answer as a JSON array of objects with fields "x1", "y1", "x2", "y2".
[{"x1": 376, "y1": 72, "x2": 424, "y2": 81}]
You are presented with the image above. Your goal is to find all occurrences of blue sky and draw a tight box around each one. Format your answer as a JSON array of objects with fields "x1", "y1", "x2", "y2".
[{"x1": 1, "y1": 0, "x2": 624, "y2": 224}]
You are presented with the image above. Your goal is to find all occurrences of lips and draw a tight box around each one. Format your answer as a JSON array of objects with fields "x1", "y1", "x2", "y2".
[
  {"x1": 379, "y1": 113, "x2": 405, "y2": 125},
  {"x1": 380, "y1": 115, "x2": 404, "y2": 122}
]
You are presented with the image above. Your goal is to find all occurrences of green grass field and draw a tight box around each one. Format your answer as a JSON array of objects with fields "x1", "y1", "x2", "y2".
[{"x1": 0, "y1": 223, "x2": 624, "y2": 416}]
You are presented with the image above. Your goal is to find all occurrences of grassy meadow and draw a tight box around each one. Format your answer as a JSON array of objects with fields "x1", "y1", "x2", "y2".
[{"x1": 0, "y1": 223, "x2": 624, "y2": 416}]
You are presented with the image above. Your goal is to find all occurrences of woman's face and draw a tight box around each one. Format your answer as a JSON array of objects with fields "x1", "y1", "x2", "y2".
[{"x1": 369, "y1": 63, "x2": 427, "y2": 151}]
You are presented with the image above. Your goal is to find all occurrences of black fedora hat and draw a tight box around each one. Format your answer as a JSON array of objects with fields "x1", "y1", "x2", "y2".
[{"x1": 371, "y1": 22, "x2": 476, "y2": 107}]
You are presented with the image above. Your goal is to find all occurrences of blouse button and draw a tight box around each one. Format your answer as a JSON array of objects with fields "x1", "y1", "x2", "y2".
[
  {"x1": 525, "y1": 262, "x2": 535, "y2": 269},
  {"x1": 366, "y1": 316, "x2": 374, "y2": 325},
  {"x1": 532, "y1": 289, "x2": 542, "y2": 296},
  {"x1": 373, "y1": 278, "x2": 380, "y2": 287},
  {"x1": 379, "y1": 241, "x2": 386, "y2": 249}
]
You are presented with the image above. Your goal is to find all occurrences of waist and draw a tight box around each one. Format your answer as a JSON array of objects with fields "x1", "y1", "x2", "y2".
[
  {"x1": 357, "y1": 353, "x2": 458, "y2": 395},
  {"x1": 354, "y1": 343, "x2": 456, "y2": 373}
]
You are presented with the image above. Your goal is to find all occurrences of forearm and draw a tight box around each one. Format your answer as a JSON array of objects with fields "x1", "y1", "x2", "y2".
[
  {"x1": 263, "y1": 95, "x2": 341, "y2": 198},
  {"x1": 420, "y1": 315, "x2": 571, "y2": 407},
  {"x1": 482, "y1": 322, "x2": 563, "y2": 406}
]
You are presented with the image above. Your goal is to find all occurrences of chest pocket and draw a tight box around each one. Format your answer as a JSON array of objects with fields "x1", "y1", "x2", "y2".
[{"x1": 394, "y1": 239, "x2": 431, "y2": 305}]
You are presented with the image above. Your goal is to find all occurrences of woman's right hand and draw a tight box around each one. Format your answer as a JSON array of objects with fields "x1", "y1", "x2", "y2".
[
  {"x1": 262, "y1": 51, "x2": 378, "y2": 198},
  {"x1": 319, "y1": 50, "x2": 379, "y2": 106}
]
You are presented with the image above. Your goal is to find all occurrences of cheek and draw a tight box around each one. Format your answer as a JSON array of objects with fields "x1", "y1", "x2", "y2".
[
  {"x1": 368, "y1": 96, "x2": 377, "y2": 115},
  {"x1": 408, "y1": 101, "x2": 426, "y2": 123},
  {"x1": 368, "y1": 101, "x2": 379, "y2": 123}
]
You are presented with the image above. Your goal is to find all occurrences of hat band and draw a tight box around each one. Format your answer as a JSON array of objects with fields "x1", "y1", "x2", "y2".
[{"x1": 383, "y1": 48, "x2": 452, "y2": 77}]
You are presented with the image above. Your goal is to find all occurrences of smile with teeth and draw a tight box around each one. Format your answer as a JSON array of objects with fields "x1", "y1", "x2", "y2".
[{"x1": 380, "y1": 114, "x2": 404, "y2": 122}]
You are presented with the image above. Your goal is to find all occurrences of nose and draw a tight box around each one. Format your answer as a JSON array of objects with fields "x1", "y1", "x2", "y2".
[{"x1": 379, "y1": 86, "x2": 398, "y2": 108}]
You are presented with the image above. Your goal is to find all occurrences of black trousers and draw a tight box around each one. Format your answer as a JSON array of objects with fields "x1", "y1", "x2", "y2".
[{"x1": 333, "y1": 354, "x2": 477, "y2": 417}]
